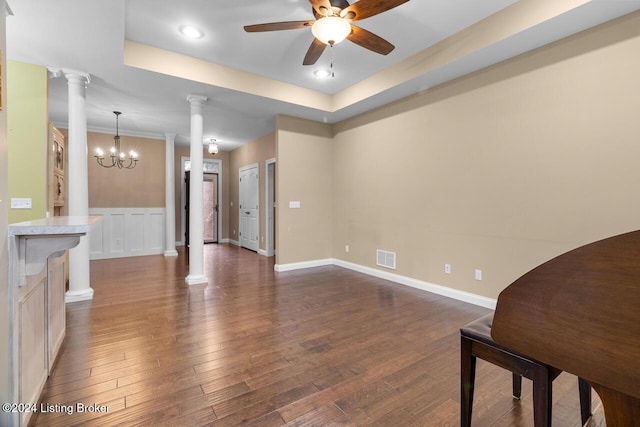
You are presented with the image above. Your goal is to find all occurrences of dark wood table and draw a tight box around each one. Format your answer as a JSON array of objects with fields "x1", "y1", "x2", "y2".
[{"x1": 491, "y1": 230, "x2": 640, "y2": 426}]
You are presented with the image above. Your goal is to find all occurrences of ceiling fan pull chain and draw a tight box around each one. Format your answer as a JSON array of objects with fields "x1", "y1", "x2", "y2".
[{"x1": 330, "y1": 45, "x2": 335, "y2": 78}]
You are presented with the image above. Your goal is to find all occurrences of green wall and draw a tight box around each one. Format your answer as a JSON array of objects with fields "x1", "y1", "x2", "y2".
[{"x1": 7, "y1": 61, "x2": 48, "y2": 223}]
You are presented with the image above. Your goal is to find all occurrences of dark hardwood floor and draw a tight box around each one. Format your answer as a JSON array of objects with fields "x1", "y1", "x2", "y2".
[{"x1": 30, "y1": 244, "x2": 603, "y2": 426}]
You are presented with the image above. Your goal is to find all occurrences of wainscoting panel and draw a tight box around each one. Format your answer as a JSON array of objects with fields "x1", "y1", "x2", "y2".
[
  {"x1": 129, "y1": 214, "x2": 144, "y2": 252},
  {"x1": 111, "y1": 214, "x2": 125, "y2": 253},
  {"x1": 89, "y1": 208, "x2": 165, "y2": 260},
  {"x1": 89, "y1": 215, "x2": 104, "y2": 255},
  {"x1": 149, "y1": 212, "x2": 164, "y2": 252}
]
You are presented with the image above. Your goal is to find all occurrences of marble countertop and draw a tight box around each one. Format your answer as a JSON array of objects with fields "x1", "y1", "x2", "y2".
[{"x1": 8, "y1": 215, "x2": 101, "y2": 236}]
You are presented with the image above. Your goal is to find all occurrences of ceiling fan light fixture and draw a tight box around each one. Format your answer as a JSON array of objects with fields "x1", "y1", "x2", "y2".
[
  {"x1": 311, "y1": 16, "x2": 351, "y2": 45},
  {"x1": 179, "y1": 25, "x2": 204, "y2": 39}
]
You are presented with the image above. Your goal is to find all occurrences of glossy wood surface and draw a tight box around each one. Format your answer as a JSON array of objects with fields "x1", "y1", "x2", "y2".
[
  {"x1": 30, "y1": 244, "x2": 602, "y2": 426},
  {"x1": 492, "y1": 230, "x2": 640, "y2": 427}
]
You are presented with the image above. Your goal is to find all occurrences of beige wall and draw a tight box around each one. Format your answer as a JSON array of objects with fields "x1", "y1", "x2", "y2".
[
  {"x1": 228, "y1": 132, "x2": 276, "y2": 251},
  {"x1": 85, "y1": 131, "x2": 165, "y2": 208},
  {"x1": 277, "y1": 12, "x2": 640, "y2": 299},
  {"x1": 276, "y1": 117, "x2": 333, "y2": 264},
  {"x1": 173, "y1": 146, "x2": 230, "y2": 244}
]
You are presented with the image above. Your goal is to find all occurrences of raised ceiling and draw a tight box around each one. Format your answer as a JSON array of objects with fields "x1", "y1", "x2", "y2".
[{"x1": 6, "y1": 0, "x2": 640, "y2": 149}]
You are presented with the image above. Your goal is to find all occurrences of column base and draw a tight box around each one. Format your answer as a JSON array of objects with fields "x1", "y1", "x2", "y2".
[
  {"x1": 65, "y1": 287, "x2": 94, "y2": 303},
  {"x1": 164, "y1": 250, "x2": 178, "y2": 257},
  {"x1": 185, "y1": 275, "x2": 208, "y2": 286}
]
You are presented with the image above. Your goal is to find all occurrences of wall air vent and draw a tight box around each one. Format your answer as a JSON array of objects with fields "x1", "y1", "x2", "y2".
[{"x1": 376, "y1": 249, "x2": 396, "y2": 270}]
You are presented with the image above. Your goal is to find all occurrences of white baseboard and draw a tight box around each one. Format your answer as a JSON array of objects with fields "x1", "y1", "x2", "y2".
[
  {"x1": 258, "y1": 249, "x2": 275, "y2": 257},
  {"x1": 333, "y1": 259, "x2": 496, "y2": 309},
  {"x1": 228, "y1": 239, "x2": 240, "y2": 246},
  {"x1": 274, "y1": 257, "x2": 496, "y2": 309},
  {"x1": 274, "y1": 258, "x2": 333, "y2": 272}
]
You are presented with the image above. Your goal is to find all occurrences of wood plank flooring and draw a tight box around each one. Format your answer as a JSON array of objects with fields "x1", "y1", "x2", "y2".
[{"x1": 30, "y1": 244, "x2": 604, "y2": 426}]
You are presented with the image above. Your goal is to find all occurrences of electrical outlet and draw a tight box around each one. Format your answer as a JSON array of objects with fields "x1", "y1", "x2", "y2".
[
  {"x1": 475, "y1": 269, "x2": 482, "y2": 281},
  {"x1": 345, "y1": 245, "x2": 349, "y2": 253},
  {"x1": 11, "y1": 198, "x2": 32, "y2": 209},
  {"x1": 445, "y1": 264, "x2": 451, "y2": 274}
]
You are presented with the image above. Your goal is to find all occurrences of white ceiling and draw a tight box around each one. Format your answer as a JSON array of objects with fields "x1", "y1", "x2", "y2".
[{"x1": 6, "y1": 0, "x2": 640, "y2": 149}]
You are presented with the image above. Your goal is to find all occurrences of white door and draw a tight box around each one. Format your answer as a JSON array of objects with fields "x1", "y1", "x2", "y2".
[{"x1": 239, "y1": 164, "x2": 259, "y2": 251}]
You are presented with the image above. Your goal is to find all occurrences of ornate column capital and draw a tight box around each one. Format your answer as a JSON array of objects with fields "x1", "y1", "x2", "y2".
[
  {"x1": 186, "y1": 94, "x2": 207, "y2": 106},
  {"x1": 47, "y1": 67, "x2": 91, "y2": 85}
]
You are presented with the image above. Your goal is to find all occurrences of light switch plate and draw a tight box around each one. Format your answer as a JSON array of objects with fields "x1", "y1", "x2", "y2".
[{"x1": 289, "y1": 201, "x2": 301, "y2": 209}]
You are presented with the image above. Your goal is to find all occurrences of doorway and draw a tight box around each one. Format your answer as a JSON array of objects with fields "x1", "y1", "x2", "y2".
[
  {"x1": 203, "y1": 173, "x2": 219, "y2": 243},
  {"x1": 239, "y1": 163, "x2": 259, "y2": 252},
  {"x1": 185, "y1": 171, "x2": 219, "y2": 246},
  {"x1": 180, "y1": 157, "x2": 222, "y2": 247},
  {"x1": 266, "y1": 158, "x2": 276, "y2": 256}
]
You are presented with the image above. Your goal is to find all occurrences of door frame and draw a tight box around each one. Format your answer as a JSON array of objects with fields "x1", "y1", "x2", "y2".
[
  {"x1": 180, "y1": 156, "x2": 223, "y2": 246},
  {"x1": 203, "y1": 172, "x2": 219, "y2": 244},
  {"x1": 265, "y1": 158, "x2": 276, "y2": 257}
]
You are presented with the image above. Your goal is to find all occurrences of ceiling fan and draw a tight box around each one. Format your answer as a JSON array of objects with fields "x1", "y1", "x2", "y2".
[{"x1": 244, "y1": 0, "x2": 409, "y2": 65}]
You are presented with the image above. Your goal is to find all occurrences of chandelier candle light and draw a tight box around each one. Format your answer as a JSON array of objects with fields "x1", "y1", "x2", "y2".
[{"x1": 94, "y1": 111, "x2": 139, "y2": 169}]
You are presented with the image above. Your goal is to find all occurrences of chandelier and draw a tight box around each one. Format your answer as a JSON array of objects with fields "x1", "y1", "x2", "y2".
[{"x1": 94, "y1": 111, "x2": 139, "y2": 169}]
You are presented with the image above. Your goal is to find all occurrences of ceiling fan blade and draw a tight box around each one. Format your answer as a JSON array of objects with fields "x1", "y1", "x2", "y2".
[
  {"x1": 244, "y1": 21, "x2": 315, "y2": 32},
  {"x1": 347, "y1": 25, "x2": 395, "y2": 55},
  {"x1": 309, "y1": 0, "x2": 333, "y2": 17},
  {"x1": 303, "y1": 38, "x2": 327, "y2": 65},
  {"x1": 341, "y1": 0, "x2": 409, "y2": 22}
]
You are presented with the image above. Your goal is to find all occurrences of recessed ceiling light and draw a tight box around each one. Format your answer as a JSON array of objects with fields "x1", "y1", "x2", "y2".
[
  {"x1": 179, "y1": 25, "x2": 204, "y2": 39},
  {"x1": 314, "y1": 69, "x2": 332, "y2": 79}
]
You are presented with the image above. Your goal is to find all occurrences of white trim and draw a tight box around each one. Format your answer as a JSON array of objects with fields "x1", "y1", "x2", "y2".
[
  {"x1": 228, "y1": 238, "x2": 240, "y2": 246},
  {"x1": 185, "y1": 275, "x2": 208, "y2": 286},
  {"x1": 258, "y1": 248, "x2": 274, "y2": 257},
  {"x1": 274, "y1": 258, "x2": 333, "y2": 272},
  {"x1": 164, "y1": 250, "x2": 178, "y2": 257},
  {"x1": 265, "y1": 158, "x2": 276, "y2": 257},
  {"x1": 273, "y1": 257, "x2": 496, "y2": 309},
  {"x1": 65, "y1": 288, "x2": 94, "y2": 303},
  {"x1": 334, "y1": 259, "x2": 496, "y2": 309},
  {"x1": 181, "y1": 156, "x2": 223, "y2": 246}
]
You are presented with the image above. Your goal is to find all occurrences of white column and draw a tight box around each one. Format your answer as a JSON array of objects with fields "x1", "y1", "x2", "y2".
[
  {"x1": 164, "y1": 132, "x2": 178, "y2": 257},
  {"x1": 185, "y1": 95, "x2": 208, "y2": 285},
  {"x1": 64, "y1": 71, "x2": 94, "y2": 302}
]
